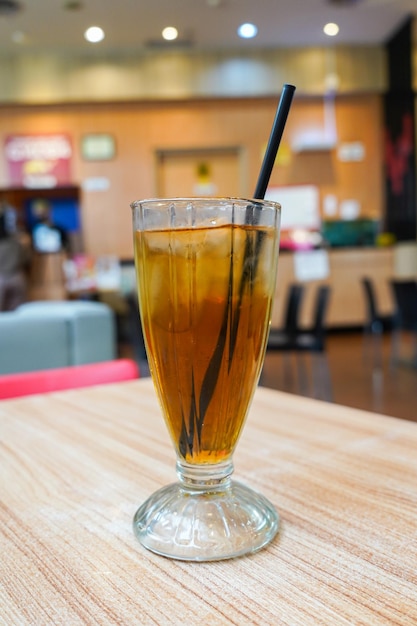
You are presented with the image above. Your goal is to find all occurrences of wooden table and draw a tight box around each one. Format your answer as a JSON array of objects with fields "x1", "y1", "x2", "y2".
[{"x1": 1, "y1": 379, "x2": 416, "y2": 625}]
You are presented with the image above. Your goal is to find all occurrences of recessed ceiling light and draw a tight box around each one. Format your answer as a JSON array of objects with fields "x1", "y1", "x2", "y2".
[
  {"x1": 84, "y1": 26, "x2": 105, "y2": 43},
  {"x1": 237, "y1": 23, "x2": 258, "y2": 39},
  {"x1": 162, "y1": 26, "x2": 178, "y2": 41},
  {"x1": 11, "y1": 30, "x2": 26, "y2": 44},
  {"x1": 323, "y1": 22, "x2": 339, "y2": 37}
]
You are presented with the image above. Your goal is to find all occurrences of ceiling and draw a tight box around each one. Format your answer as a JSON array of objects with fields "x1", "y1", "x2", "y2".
[{"x1": 0, "y1": 0, "x2": 415, "y2": 57}]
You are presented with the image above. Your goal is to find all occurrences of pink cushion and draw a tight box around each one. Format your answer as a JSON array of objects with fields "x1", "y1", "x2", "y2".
[{"x1": 0, "y1": 359, "x2": 140, "y2": 400}]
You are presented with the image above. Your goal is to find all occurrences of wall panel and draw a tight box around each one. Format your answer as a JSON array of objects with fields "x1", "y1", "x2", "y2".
[{"x1": 0, "y1": 94, "x2": 384, "y2": 258}]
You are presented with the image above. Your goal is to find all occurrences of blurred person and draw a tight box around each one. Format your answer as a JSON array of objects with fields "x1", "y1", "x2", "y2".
[
  {"x1": 0, "y1": 210, "x2": 29, "y2": 311},
  {"x1": 31, "y1": 198, "x2": 69, "y2": 254}
]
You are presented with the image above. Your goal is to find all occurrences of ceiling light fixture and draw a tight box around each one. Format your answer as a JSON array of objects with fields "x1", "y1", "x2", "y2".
[
  {"x1": 11, "y1": 30, "x2": 26, "y2": 44},
  {"x1": 323, "y1": 22, "x2": 339, "y2": 37},
  {"x1": 237, "y1": 23, "x2": 258, "y2": 39},
  {"x1": 84, "y1": 26, "x2": 105, "y2": 43},
  {"x1": 162, "y1": 26, "x2": 178, "y2": 41}
]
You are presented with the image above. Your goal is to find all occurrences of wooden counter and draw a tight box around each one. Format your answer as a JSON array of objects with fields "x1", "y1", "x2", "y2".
[
  {"x1": 1, "y1": 379, "x2": 416, "y2": 624},
  {"x1": 272, "y1": 246, "x2": 395, "y2": 329}
]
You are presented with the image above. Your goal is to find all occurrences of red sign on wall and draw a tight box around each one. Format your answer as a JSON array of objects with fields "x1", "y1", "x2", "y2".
[{"x1": 4, "y1": 134, "x2": 72, "y2": 188}]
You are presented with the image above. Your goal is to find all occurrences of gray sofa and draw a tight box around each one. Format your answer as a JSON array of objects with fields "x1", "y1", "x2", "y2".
[{"x1": 0, "y1": 300, "x2": 117, "y2": 375}]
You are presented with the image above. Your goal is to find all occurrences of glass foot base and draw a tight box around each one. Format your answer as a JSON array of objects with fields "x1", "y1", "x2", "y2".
[{"x1": 133, "y1": 480, "x2": 279, "y2": 561}]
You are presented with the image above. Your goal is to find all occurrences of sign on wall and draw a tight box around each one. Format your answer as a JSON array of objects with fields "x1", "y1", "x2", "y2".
[
  {"x1": 4, "y1": 134, "x2": 72, "y2": 188},
  {"x1": 265, "y1": 185, "x2": 320, "y2": 230}
]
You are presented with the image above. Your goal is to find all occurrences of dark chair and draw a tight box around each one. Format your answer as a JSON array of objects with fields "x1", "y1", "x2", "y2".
[
  {"x1": 294, "y1": 285, "x2": 331, "y2": 353},
  {"x1": 390, "y1": 280, "x2": 417, "y2": 367},
  {"x1": 294, "y1": 285, "x2": 332, "y2": 400},
  {"x1": 265, "y1": 284, "x2": 332, "y2": 400},
  {"x1": 265, "y1": 283, "x2": 305, "y2": 395},
  {"x1": 361, "y1": 277, "x2": 385, "y2": 370},
  {"x1": 267, "y1": 283, "x2": 305, "y2": 351},
  {"x1": 362, "y1": 277, "x2": 384, "y2": 336}
]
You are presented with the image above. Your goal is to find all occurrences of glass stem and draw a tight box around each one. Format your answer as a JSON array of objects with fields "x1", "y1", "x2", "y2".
[{"x1": 176, "y1": 459, "x2": 234, "y2": 493}]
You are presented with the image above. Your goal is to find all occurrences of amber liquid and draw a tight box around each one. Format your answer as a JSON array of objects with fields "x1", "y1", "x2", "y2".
[{"x1": 134, "y1": 223, "x2": 279, "y2": 464}]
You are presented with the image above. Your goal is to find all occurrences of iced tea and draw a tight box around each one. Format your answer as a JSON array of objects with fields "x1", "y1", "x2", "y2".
[{"x1": 134, "y1": 220, "x2": 279, "y2": 464}]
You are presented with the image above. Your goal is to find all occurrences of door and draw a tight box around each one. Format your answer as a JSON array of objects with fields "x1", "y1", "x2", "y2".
[{"x1": 155, "y1": 147, "x2": 245, "y2": 198}]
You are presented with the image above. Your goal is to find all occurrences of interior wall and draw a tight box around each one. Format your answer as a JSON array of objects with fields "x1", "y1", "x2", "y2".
[
  {"x1": 0, "y1": 46, "x2": 386, "y2": 104},
  {"x1": 0, "y1": 94, "x2": 384, "y2": 258}
]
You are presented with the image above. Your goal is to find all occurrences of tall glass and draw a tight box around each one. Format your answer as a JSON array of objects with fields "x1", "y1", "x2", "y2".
[{"x1": 131, "y1": 197, "x2": 281, "y2": 561}]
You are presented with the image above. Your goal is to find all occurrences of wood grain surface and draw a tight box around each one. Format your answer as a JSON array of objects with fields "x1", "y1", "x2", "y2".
[{"x1": 1, "y1": 379, "x2": 416, "y2": 625}]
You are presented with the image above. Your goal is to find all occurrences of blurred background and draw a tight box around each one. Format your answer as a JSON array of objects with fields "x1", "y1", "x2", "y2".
[{"x1": 0, "y1": 0, "x2": 416, "y2": 419}]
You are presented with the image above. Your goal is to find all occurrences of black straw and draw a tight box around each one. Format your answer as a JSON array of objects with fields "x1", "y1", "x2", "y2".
[{"x1": 253, "y1": 83, "x2": 296, "y2": 200}]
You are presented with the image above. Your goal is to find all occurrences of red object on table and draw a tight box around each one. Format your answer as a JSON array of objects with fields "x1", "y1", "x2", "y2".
[{"x1": 0, "y1": 359, "x2": 140, "y2": 400}]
